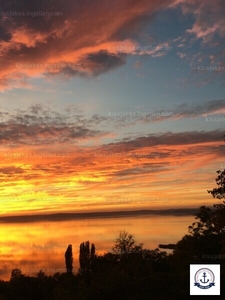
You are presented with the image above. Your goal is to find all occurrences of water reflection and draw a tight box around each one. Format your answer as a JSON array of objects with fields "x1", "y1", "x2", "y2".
[{"x1": 0, "y1": 215, "x2": 194, "y2": 280}]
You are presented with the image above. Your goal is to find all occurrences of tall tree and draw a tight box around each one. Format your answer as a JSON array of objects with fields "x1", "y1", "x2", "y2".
[
  {"x1": 65, "y1": 244, "x2": 73, "y2": 274},
  {"x1": 79, "y1": 241, "x2": 95, "y2": 274}
]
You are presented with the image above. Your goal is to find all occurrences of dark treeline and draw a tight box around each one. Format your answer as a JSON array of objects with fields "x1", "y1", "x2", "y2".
[{"x1": 0, "y1": 168, "x2": 225, "y2": 299}]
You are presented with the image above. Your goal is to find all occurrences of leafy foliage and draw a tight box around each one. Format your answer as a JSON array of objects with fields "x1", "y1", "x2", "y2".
[
  {"x1": 112, "y1": 230, "x2": 143, "y2": 255},
  {"x1": 208, "y1": 169, "x2": 225, "y2": 200}
]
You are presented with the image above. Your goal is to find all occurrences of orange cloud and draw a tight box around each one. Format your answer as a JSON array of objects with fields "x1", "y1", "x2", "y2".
[
  {"x1": 0, "y1": 0, "x2": 175, "y2": 90},
  {"x1": 0, "y1": 123, "x2": 223, "y2": 216}
]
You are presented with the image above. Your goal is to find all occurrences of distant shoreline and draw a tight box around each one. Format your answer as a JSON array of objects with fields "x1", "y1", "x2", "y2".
[{"x1": 0, "y1": 208, "x2": 200, "y2": 223}]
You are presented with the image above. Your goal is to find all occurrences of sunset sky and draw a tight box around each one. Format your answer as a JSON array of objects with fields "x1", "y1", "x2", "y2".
[{"x1": 0, "y1": 0, "x2": 224, "y2": 216}]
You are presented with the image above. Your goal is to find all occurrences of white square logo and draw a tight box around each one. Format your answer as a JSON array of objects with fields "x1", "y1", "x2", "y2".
[{"x1": 190, "y1": 264, "x2": 220, "y2": 295}]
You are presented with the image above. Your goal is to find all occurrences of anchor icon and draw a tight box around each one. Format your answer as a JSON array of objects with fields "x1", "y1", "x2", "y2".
[{"x1": 200, "y1": 272, "x2": 209, "y2": 284}]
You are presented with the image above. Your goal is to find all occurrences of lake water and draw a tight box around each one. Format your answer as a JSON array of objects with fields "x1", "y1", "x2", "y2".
[{"x1": 0, "y1": 214, "x2": 195, "y2": 281}]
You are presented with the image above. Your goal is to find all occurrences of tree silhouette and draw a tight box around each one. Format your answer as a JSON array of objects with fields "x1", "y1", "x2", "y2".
[
  {"x1": 208, "y1": 169, "x2": 225, "y2": 200},
  {"x1": 10, "y1": 269, "x2": 23, "y2": 280},
  {"x1": 36, "y1": 270, "x2": 46, "y2": 281},
  {"x1": 188, "y1": 135, "x2": 225, "y2": 237},
  {"x1": 188, "y1": 171, "x2": 225, "y2": 237},
  {"x1": 188, "y1": 206, "x2": 218, "y2": 236},
  {"x1": 175, "y1": 147, "x2": 225, "y2": 260},
  {"x1": 112, "y1": 230, "x2": 143, "y2": 255},
  {"x1": 79, "y1": 241, "x2": 95, "y2": 275},
  {"x1": 65, "y1": 244, "x2": 73, "y2": 274},
  {"x1": 206, "y1": 136, "x2": 225, "y2": 233}
]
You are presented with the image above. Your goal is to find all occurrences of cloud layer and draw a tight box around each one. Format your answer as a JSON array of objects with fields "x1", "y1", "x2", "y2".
[{"x1": 1, "y1": 0, "x2": 224, "y2": 90}]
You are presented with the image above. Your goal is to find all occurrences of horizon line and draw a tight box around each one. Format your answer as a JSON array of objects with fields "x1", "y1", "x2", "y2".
[{"x1": 0, "y1": 208, "x2": 202, "y2": 223}]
